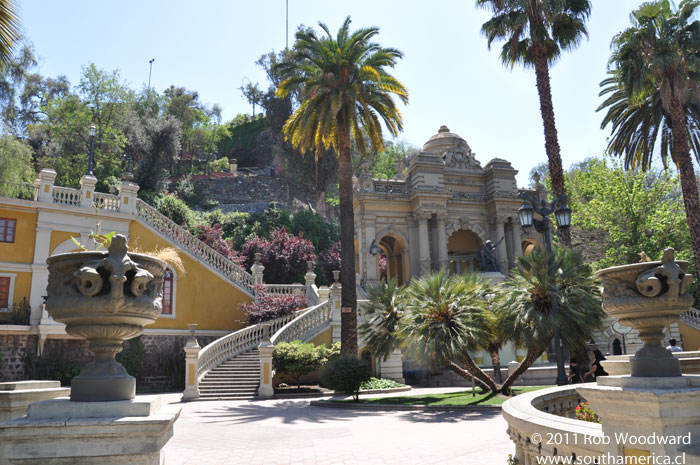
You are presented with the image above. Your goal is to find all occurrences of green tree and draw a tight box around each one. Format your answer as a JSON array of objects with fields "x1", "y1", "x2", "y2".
[
  {"x1": 496, "y1": 248, "x2": 603, "y2": 393},
  {"x1": 0, "y1": 134, "x2": 34, "y2": 198},
  {"x1": 598, "y1": 0, "x2": 700, "y2": 285},
  {"x1": 239, "y1": 81, "x2": 264, "y2": 117},
  {"x1": 276, "y1": 17, "x2": 408, "y2": 354},
  {"x1": 478, "y1": 0, "x2": 592, "y2": 246}
]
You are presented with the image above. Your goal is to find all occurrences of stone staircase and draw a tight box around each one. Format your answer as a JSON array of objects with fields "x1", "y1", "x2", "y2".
[{"x1": 198, "y1": 349, "x2": 261, "y2": 400}]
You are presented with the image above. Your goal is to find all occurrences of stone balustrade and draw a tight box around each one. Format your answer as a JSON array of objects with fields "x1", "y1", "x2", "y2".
[
  {"x1": 51, "y1": 185, "x2": 81, "y2": 207},
  {"x1": 265, "y1": 284, "x2": 306, "y2": 296},
  {"x1": 681, "y1": 308, "x2": 700, "y2": 331},
  {"x1": 271, "y1": 300, "x2": 332, "y2": 345},
  {"x1": 93, "y1": 191, "x2": 120, "y2": 211},
  {"x1": 503, "y1": 385, "x2": 605, "y2": 464}
]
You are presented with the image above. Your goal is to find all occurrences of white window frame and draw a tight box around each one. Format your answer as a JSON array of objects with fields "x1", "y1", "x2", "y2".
[
  {"x1": 0, "y1": 272, "x2": 17, "y2": 311},
  {"x1": 160, "y1": 266, "x2": 177, "y2": 319}
]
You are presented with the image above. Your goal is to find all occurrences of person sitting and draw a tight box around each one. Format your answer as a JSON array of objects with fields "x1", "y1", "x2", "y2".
[
  {"x1": 568, "y1": 358, "x2": 584, "y2": 384},
  {"x1": 666, "y1": 338, "x2": 683, "y2": 353},
  {"x1": 584, "y1": 349, "x2": 608, "y2": 382}
]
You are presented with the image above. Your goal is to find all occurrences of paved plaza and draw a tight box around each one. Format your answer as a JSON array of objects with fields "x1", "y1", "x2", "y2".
[{"x1": 161, "y1": 388, "x2": 513, "y2": 465}]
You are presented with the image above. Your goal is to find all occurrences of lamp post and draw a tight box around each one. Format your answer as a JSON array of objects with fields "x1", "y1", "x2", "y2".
[
  {"x1": 148, "y1": 58, "x2": 155, "y2": 88},
  {"x1": 86, "y1": 125, "x2": 97, "y2": 176},
  {"x1": 517, "y1": 191, "x2": 572, "y2": 386}
]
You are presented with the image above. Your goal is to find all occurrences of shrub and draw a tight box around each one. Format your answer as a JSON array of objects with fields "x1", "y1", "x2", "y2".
[
  {"x1": 157, "y1": 194, "x2": 195, "y2": 230},
  {"x1": 321, "y1": 355, "x2": 370, "y2": 401},
  {"x1": 360, "y1": 377, "x2": 405, "y2": 390},
  {"x1": 162, "y1": 349, "x2": 185, "y2": 391},
  {"x1": 242, "y1": 228, "x2": 316, "y2": 283},
  {"x1": 22, "y1": 352, "x2": 82, "y2": 386},
  {"x1": 174, "y1": 175, "x2": 199, "y2": 206},
  {"x1": 575, "y1": 401, "x2": 600, "y2": 423},
  {"x1": 319, "y1": 241, "x2": 341, "y2": 284},
  {"x1": 273, "y1": 341, "x2": 340, "y2": 387},
  {"x1": 116, "y1": 336, "x2": 145, "y2": 382},
  {"x1": 207, "y1": 156, "x2": 229, "y2": 173},
  {"x1": 241, "y1": 288, "x2": 308, "y2": 324},
  {"x1": 196, "y1": 224, "x2": 243, "y2": 264}
]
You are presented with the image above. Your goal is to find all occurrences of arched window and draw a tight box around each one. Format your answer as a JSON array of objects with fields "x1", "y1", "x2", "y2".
[{"x1": 162, "y1": 268, "x2": 175, "y2": 316}]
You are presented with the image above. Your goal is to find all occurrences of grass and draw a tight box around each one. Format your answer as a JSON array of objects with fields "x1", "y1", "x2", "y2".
[{"x1": 336, "y1": 385, "x2": 552, "y2": 407}]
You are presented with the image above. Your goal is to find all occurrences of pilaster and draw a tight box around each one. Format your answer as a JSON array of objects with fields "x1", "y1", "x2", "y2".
[
  {"x1": 117, "y1": 180, "x2": 140, "y2": 215},
  {"x1": 79, "y1": 174, "x2": 98, "y2": 209},
  {"x1": 36, "y1": 169, "x2": 56, "y2": 203},
  {"x1": 182, "y1": 324, "x2": 201, "y2": 401}
]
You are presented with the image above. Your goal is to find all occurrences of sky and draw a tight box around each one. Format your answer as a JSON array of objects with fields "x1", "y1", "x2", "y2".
[{"x1": 20, "y1": 0, "x2": 645, "y2": 188}]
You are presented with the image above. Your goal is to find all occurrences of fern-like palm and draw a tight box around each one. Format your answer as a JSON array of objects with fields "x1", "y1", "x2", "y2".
[
  {"x1": 400, "y1": 270, "x2": 497, "y2": 392},
  {"x1": 276, "y1": 17, "x2": 408, "y2": 354},
  {"x1": 477, "y1": 0, "x2": 591, "y2": 246},
  {"x1": 358, "y1": 278, "x2": 404, "y2": 362},
  {"x1": 496, "y1": 247, "x2": 603, "y2": 392},
  {"x1": 0, "y1": 0, "x2": 18, "y2": 65},
  {"x1": 598, "y1": 0, "x2": 700, "y2": 285}
]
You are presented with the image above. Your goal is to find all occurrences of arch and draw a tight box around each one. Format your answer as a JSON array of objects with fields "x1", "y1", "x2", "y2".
[
  {"x1": 374, "y1": 228, "x2": 409, "y2": 251},
  {"x1": 445, "y1": 221, "x2": 487, "y2": 242},
  {"x1": 522, "y1": 239, "x2": 541, "y2": 256},
  {"x1": 612, "y1": 338, "x2": 622, "y2": 355},
  {"x1": 360, "y1": 347, "x2": 376, "y2": 377},
  {"x1": 376, "y1": 232, "x2": 408, "y2": 285},
  {"x1": 447, "y1": 229, "x2": 483, "y2": 275},
  {"x1": 51, "y1": 236, "x2": 85, "y2": 255}
]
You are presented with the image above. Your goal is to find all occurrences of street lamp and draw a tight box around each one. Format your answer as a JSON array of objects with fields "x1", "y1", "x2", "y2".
[
  {"x1": 86, "y1": 126, "x2": 97, "y2": 176},
  {"x1": 517, "y1": 191, "x2": 572, "y2": 386},
  {"x1": 369, "y1": 239, "x2": 379, "y2": 256},
  {"x1": 148, "y1": 59, "x2": 155, "y2": 88}
]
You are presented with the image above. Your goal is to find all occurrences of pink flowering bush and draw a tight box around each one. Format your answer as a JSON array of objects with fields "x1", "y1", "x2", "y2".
[
  {"x1": 196, "y1": 224, "x2": 243, "y2": 265},
  {"x1": 242, "y1": 228, "x2": 316, "y2": 284},
  {"x1": 319, "y1": 241, "x2": 341, "y2": 284},
  {"x1": 241, "y1": 287, "x2": 308, "y2": 324}
]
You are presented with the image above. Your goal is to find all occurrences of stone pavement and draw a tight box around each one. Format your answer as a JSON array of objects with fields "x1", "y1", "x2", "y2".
[{"x1": 160, "y1": 388, "x2": 513, "y2": 465}]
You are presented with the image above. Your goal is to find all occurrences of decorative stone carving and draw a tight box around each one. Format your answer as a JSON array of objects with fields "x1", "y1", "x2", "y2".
[
  {"x1": 596, "y1": 248, "x2": 694, "y2": 377},
  {"x1": 45, "y1": 234, "x2": 166, "y2": 401}
]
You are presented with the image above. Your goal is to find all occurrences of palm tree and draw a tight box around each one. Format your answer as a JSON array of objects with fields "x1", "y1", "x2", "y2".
[
  {"x1": 0, "y1": 0, "x2": 19, "y2": 65},
  {"x1": 358, "y1": 278, "x2": 404, "y2": 361},
  {"x1": 598, "y1": 0, "x2": 700, "y2": 285},
  {"x1": 276, "y1": 17, "x2": 408, "y2": 354},
  {"x1": 399, "y1": 270, "x2": 498, "y2": 392},
  {"x1": 496, "y1": 247, "x2": 603, "y2": 393},
  {"x1": 477, "y1": 0, "x2": 591, "y2": 246}
]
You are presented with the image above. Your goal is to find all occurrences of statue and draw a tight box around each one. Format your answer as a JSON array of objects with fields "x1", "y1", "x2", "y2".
[{"x1": 477, "y1": 237, "x2": 504, "y2": 272}]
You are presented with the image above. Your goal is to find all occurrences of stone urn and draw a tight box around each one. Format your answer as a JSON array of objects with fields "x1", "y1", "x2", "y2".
[
  {"x1": 45, "y1": 234, "x2": 166, "y2": 401},
  {"x1": 596, "y1": 248, "x2": 693, "y2": 377}
]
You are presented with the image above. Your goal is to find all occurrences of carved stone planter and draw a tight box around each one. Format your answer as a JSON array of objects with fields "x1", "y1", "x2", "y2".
[
  {"x1": 596, "y1": 248, "x2": 693, "y2": 377},
  {"x1": 45, "y1": 235, "x2": 166, "y2": 401}
]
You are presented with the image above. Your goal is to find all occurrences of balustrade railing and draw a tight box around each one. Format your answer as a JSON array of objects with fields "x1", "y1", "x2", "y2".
[
  {"x1": 197, "y1": 312, "x2": 298, "y2": 381},
  {"x1": 271, "y1": 300, "x2": 331, "y2": 345},
  {"x1": 136, "y1": 199, "x2": 255, "y2": 293},
  {"x1": 681, "y1": 308, "x2": 700, "y2": 331},
  {"x1": 373, "y1": 179, "x2": 406, "y2": 194},
  {"x1": 265, "y1": 284, "x2": 305, "y2": 296},
  {"x1": 93, "y1": 192, "x2": 120, "y2": 211},
  {"x1": 52, "y1": 186, "x2": 81, "y2": 206}
]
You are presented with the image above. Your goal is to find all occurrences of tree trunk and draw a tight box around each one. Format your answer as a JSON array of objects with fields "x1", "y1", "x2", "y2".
[
  {"x1": 487, "y1": 342, "x2": 502, "y2": 385},
  {"x1": 531, "y1": 44, "x2": 571, "y2": 247},
  {"x1": 336, "y1": 111, "x2": 358, "y2": 355},
  {"x1": 667, "y1": 102, "x2": 700, "y2": 288},
  {"x1": 499, "y1": 347, "x2": 545, "y2": 394},
  {"x1": 447, "y1": 360, "x2": 497, "y2": 393}
]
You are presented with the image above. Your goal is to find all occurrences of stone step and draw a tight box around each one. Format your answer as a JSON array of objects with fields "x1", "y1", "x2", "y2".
[
  {"x1": 208, "y1": 368, "x2": 260, "y2": 373},
  {"x1": 200, "y1": 381, "x2": 259, "y2": 386}
]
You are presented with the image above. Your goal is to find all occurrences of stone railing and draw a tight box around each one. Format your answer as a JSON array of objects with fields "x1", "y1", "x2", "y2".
[
  {"x1": 52, "y1": 186, "x2": 81, "y2": 207},
  {"x1": 265, "y1": 284, "x2": 305, "y2": 296},
  {"x1": 681, "y1": 308, "x2": 700, "y2": 331},
  {"x1": 93, "y1": 192, "x2": 120, "y2": 211},
  {"x1": 503, "y1": 385, "x2": 604, "y2": 463},
  {"x1": 136, "y1": 199, "x2": 255, "y2": 293},
  {"x1": 271, "y1": 300, "x2": 332, "y2": 345},
  {"x1": 373, "y1": 179, "x2": 406, "y2": 194},
  {"x1": 195, "y1": 312, "x2": 298, "y2": 382}
]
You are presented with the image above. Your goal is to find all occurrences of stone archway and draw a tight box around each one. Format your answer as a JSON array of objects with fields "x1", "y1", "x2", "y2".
[
  {"x1": 376, "y1": 233, "x2": 408, "y2": 285},
  {"x1": 447, "y1": 229, "x2": 483, "y2": 274},
  {"x1": 521, "y1": 239, "x2": 541, "y2": 256}
]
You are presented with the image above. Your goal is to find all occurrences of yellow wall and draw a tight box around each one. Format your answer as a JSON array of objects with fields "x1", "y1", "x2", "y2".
[
  {"x1": 309, "y1": 327, "x2": 332, "y2": 346},
  {"x1": 680, "y1": 322, "x2": 700, "y2": 352},
  {"x1": 447, "y1": 229, "x2": 482, "y2": 253},
  {"x1": 128, "y1": 221, "x2": 252, "y2": 331},
  {"x1": 0, "y1": 271, "x2": 33, "y2": 305},
  {"x1": 50, "y1": 231, "x2": 81, "y2": 255},
  {"x1": 0, "y1": 209, "x2": 37, "y2": 263}
]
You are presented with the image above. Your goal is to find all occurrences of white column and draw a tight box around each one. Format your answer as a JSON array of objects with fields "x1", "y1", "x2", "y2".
[
  {"x1": 495, "y1": 219, "x2": 507, "y2": 273},
  {"x1": 80, "y1": 174, "x2": 98, "y2": 209},
  {"x1": 36, "y1": 169, "x2": 56, "y2": 203},
  {"x1": 364, "y1": 218, "x2": 378, "y2": 282},
  {"x1": 329, "y1": 272, "x2": 342, "y2": 344},
  {"x1": 414, "y1": 212, "x2": 431, "y2": 275},
  {"x1": 511, "y1": 221, "x2": 523, "y2": 258},
  {"x1": 182, "y1": 324, "x2": 200, "y2": 401},
  {"x1": 257, "y1": 323, "x2": 274, "y2": 398},
  {"x1": 251, "y1": 253, "x2": 265, "y2": 287},
  {"x1": 29, "y1": 227, "x2": 52, "y2": 325},
  {"x1": 436, "y1": 214, "x2": 448, "y2": 271},
  {"x1": 117, "y1": 180, "x2": 140, "y2": 215},
  {"x1": 304, "y1": 261, "x2": 319, "y2": 305}
]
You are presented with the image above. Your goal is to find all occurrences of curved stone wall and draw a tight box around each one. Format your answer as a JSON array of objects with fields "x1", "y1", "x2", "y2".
[{"x1": 503, "y1": 385, "x2": 605, "y2": 464}]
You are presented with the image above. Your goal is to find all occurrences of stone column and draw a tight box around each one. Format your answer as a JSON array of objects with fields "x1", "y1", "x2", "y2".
[
  {"x1": 30, "y1": 227, "x2": 53, "y2": 326},
  {"x1": 414, "y1": 211, "x2": 431, "y2": 275},
  {"x1": 364, "y1": 217, "x2": 378, "y2": 282},
  {"x1": 251, "y1": 253, "x2": 265, "y2": 287},
  {"x1": 329, "y1": 271, "x2": 342, "y2": 344},
  {"x1": 182, "y1": 324, "x2": 200, "y2": 401},
  {"x1": 436, "y1": 213, "x2": 449, "y2": 271},
  {"x1": 36, "y1": 169, "x2": 56, "y2": 203},
  {"x1": 117, "y1": 180, "x2": 140, "y2": 215},
  {"x1": 304, "y1": 261, "x2": 319, "y2": 305},
  {"x1": 257, "y1": 323, "x2": 274, "y2": 398},
  {"x1": 509, "y1": 219, "x2": 522, "y2": 260},
  {"x1": 79, "y1": 174, "x2": 97, "y2": 209},
  {"x1": 377, "y1": 350, "x2": 405, "y2": 384},
  {"x1": 494, "y1": 218, "x2": 508, "y2": 273}
]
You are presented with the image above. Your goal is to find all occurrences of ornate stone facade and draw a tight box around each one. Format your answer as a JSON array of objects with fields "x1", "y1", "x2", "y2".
[{"x1": 354, "y1": 125, "x2": 542, "y2": 285}]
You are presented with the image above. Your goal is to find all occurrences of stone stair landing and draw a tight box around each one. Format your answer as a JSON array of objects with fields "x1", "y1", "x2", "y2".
[{"x1": 198, "y1": 349, "x2": 260, "y2": 400}]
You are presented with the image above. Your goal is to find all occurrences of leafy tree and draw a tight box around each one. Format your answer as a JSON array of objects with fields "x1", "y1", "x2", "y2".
[
  {"x1": 496, "y1": 248, "x2": 603, "y2": 393},
  {"x1": 272, "y1": 340, "x2": 340, "y2": 387},
  {"x1": 321, "y1": 354, "x2": 370, "y2": 401},
  {"x1": 241, "y1": 228, "x2": 316, "y2": 284},
  {"x1": 478, "y1": 0, "x2": 592, "y2": 246},
  {"x1": 239, "y1": 81, "x2": 264, "y2": 117},
  {"x1": 598, "y1": 0, "x2": 700, "y2": 285},
  {"x1": 196, "y1": 224, "x2": 242, "y2": 264},
  {"x1": 0, "y1": 134, "x2": 34, "y2": 198},
  {"x1": 276, "y1": 17, "x2": 408, "y2": 354}
]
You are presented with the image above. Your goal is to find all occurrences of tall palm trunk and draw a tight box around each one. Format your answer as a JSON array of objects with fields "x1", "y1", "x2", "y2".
[
  {"x1": 336, "y1": 111, "x2": 358, "y2": 355},
  {"x1": 531, "y1": 42, "x2": 571, "y2": 247},
  {"x1": 668, "y1": 103, "x2": 700, "y2": 287},
  {"x1": 500, "y1": 347, "x2": 544, "y2": 394},
  {"x1": 487, "y1": 342, "x2": 502, "y2": 384},
  {"x1": 448, "y1": 358, "x2": 498, "y2": 393}
]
